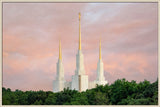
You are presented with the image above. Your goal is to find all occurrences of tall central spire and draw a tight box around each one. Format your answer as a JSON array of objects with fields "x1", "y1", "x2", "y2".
[
  {"x1": 59, "y1": 40, "x2": 62, "y2": 60},
  {"x1": 99, "y1": 39, "x2": 101, "y2": 59},
  {"x1": 79, "y1": 12, "x2": 81, "y2": 50}
]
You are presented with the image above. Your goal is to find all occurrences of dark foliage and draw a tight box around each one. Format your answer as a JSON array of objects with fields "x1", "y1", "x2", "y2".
[{"x1": 2, "y1": 78, "x2": 158, "y2": 105}]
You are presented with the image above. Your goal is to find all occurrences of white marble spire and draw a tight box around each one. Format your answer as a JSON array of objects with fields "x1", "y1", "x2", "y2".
[
  {"x1": 75, "y1": 12, "x2": 85, "y2": 76},
  {"x1": 56, "y1": 40, "x2": 64, "y2": 81},
  {"x1": 71, "y1": 13, "x2": 88, "y2": 92},
  {"x1": 53, "y1": 40, "x2": 65, "y2": 92},
  {"x1": 96, "y1": 40, "x2": 108, "y2": 85}
]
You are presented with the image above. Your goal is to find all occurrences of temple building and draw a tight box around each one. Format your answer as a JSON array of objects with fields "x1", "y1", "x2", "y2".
[{"x1": 53, "y1": 13, "x2": 108, "y2": 92}]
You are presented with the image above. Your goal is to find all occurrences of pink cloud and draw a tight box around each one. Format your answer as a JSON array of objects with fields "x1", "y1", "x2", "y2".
[{"x1": 3, "y1": 3, "x2": 158, "y2": 91}]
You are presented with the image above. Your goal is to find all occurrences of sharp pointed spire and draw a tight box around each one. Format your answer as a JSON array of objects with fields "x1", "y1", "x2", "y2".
[
  {"x1": 79, "y1": 12, "x2": 81, "y2": 50},
  {"x1": 99, "y1": 39, "x2": 102, "y2": 60},
  {"x1": 59, "y1": 40, "x2": 62, "y2": 60}
]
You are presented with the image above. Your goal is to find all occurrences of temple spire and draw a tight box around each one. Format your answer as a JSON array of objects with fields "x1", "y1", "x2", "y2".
[
  {"x1": 59, "y1": 40, "x2": 62, "y2": 60},
  {"x1": 79, "y1": 12, "x2": 81, "y2": 50},
  {"x1": 99, "y1": 39, "x2": 101, "y2": 60}
]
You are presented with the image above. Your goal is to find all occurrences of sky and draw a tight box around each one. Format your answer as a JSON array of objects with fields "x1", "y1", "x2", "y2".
[{"x1": 3, "y1": 3, "x2": 158, "y2": 91}]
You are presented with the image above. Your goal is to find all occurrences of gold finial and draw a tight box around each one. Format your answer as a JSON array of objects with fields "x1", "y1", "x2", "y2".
[
  {"x1": 79, "y1": 12, "x2": 81, "y2": 50},
  {"x1": 59, "y1": 40, "x2": 62, "y2": 60},
  {"x1": 99, "y1": 39, "x2": 101, "y2": 59},
  {"x1": 79, "y1": 12, "x2": 81, "y2": 21}
]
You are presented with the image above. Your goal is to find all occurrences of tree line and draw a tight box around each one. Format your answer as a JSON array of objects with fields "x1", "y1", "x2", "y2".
[{"x1": 2, "y1": 78, "x2": 158, "y2": 105}]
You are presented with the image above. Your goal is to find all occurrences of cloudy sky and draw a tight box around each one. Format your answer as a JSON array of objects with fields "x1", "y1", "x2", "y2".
[{"x1": 3, "y1": 3, "x2": 158, "y2": 91}]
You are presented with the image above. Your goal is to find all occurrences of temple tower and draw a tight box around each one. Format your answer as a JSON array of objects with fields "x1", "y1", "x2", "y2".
[
  {"x1": 96, "y1": 40, "x2": 108, "y2": 85},
  {"x1": 71, "y1": 13, "x2": 88, "y2": 92},
  {"x1": 53, "y1": 40, "x2": 65, "y2": 92}
]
